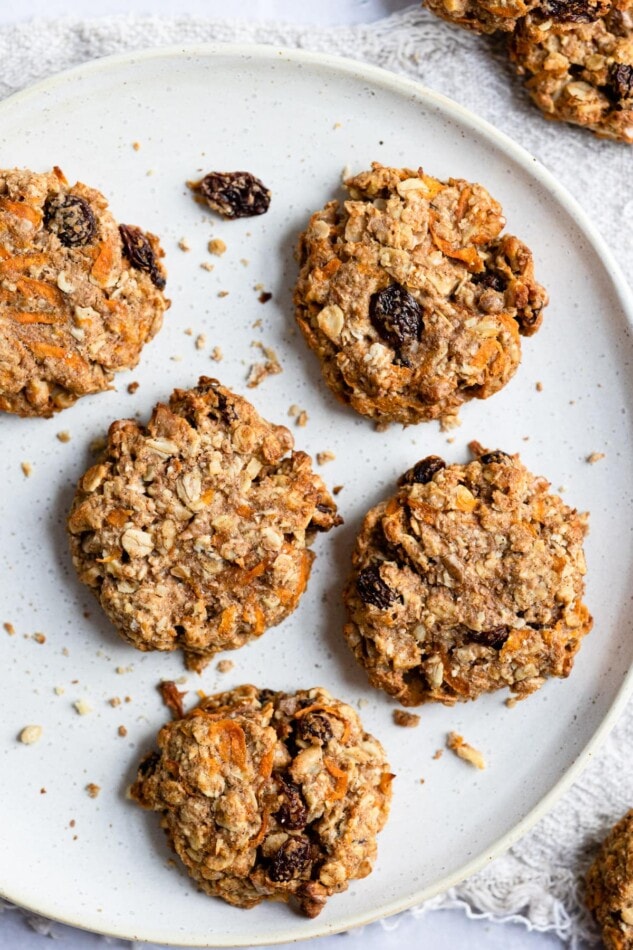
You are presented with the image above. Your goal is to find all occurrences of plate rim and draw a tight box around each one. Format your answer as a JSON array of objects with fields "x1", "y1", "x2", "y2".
[{"x1": 0, "y1": 40, "x2": 632, "y2": 948}]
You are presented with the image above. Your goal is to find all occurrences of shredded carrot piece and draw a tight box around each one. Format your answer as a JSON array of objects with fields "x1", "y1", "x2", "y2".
[
  {"x1": 200, "y1": 488, "x2": 215, "y2": 505},
  {"x1": 234, "y1": 561, "x2": 266, "y2": 587},
  {"x1": 16, "y1": 277, "x2": 63, "y2": 306},
  {"x1": 106, "y1": 508, "x2": 133, "y2": 528},
  {"x1": 294, "y1": 704, "x2": 351, "y2": 743},
  {"x1": 379, "y1": 772, "x2": 396, "y2": 794},
  {"x1": 258, "y1": 746, "x2": 274, "y2": 779},
  {"x1": 217, "y1": 605, "x2": 238, "y2": 636},
  {"x1": 321, "y1": 258, "x2": 341, "y2": 278},
  {"x1": 276, "y1": 549, "x2": 312, "y2": 608},
  {"x1": 91, "y1": 242, "x2": 114, "y2": 285},
  {"x1": 455, "y1": 185, "x2": 472, "y2": 222},
  {"x1": 209, "y1": 719, "x2": 247, "y2": 770},
  {"x1": 470, "y1": 338, "x2": 501, "y2": 371},
  {"x1": 26, "y1": 341, "x2": 84, "y2": 369},
  {"x1": 95, "y1": 551, "x2": 121, "y2": 564},
  {"x1": 0, "y1": 245, "x2": 11, "y2": 260},
  {"x1": 0, "y1": 199, "x2": 42, "y2": 227},
  {"x1": 235, "y1": 503, "x2": 254, "y2": 519},
  {"x1": 52, "y1": 166, "x2": 68, "y2": 184},
  {"x1": 428, "y1": 214, "x2": 484, "y2": 273},
  {"x1": 250, "y1": 809, "x2": 269, "y2": 847},
  {"x1": 252, "y1": 604, "x2": 265, "y2": 637},
  {"x1": 2, "y1": 310, "x2": 60, "y2": 325},
  {"x1": 0, "y1": 253, "x2": 48, "y2": 276},
  {"x1": 324, "y1": 758, "x2": 348, "y2": 801}
]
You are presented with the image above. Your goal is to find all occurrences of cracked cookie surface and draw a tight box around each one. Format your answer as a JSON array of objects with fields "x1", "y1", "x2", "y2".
[
  {"x1": 344, "y1": 445, "x2": 591, "y2": 705},
  {"x1": 0, "y1": 167, "x2": 168, "y2": 416},
  {"x1": 424, "y1": 0, "x2": 540, "y2": 34},
  {"x1": 68, "y1": 378, "x2": 340, "y2": 670},
  {"x1": 586, "y1": 809, "x2": 633, "y2": 949},
  {"x1": 294, "y1": 163, "x2": 547, "y2": 426},
  {"x1": 130, "y1": 685, "x2": 393, "y2": 917},
  {"x1": 510, "y1": 2, "x2": 633, "y2": 142}
]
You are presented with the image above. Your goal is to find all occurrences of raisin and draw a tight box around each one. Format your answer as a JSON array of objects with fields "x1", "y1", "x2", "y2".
[
  {"x1": 467, "y1": 626, "x2": 509, "y2": 650},
  {"x1": 119, "y1": 224, "x2": 165, "y2": 289},
  {"x1": 356, "y1": 563, "x2": 399, "y2": 610},
  {"x1": 214, "y1": 389, "x2": 238, "y2": 424},
  {"x1": 369, "y1": 283, "x2": 424, "y2": 363},
  {"x1": 399, "y1": 455, "x2": 446, "y2": 486},
  {"x1": 473, "y1": 272, "x2": 506, "y2": 293},
  {"x1": 294, "y1": 712, "x2": 333, "y2": 746},
  {"x1": 274, "y1": 777, "x2": 308, "y2": 830},
  {"x1": 137, "y1": 751, "x2": 160, "y2": 777},
  {"x1": 258, "y1": 688, "x2": 278, "y2": 706},
  {"x1": 479, "y1": 450, "x2": 511, "y2": 465},
  {"x1": 268, "y1": 836, "x2": 311, "y2": 882},
  {"x1": 44, "y1": 194, "x2": 96, "y2": 247},
  {"x1": 542, "y1": 0, "x2": 605, "y2": 21},
  {"x1": 607, "y1": 64, "x2": 633, "y2": 102},
  {"x1": 195, "y1": 171, "x2": 271, "y2": 219}
]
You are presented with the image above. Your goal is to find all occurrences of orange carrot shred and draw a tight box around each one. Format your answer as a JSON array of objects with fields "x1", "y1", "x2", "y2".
[{"x1": 324, "y1": 757, "x2": 348, "y2": 801}]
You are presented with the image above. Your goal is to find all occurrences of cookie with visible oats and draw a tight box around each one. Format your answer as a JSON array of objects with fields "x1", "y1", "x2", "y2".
[
  {"x1": 68, "y1": 378, "x2": 341, "y2": 671},
  {"x1": 0, "y1": 167, "x2": 168, "y2": 417},
  {"x1": 130, "y1": 685, "x2": 393, "y2": 917},
  {"x1": 510, "y1": 2, "x2": 633, "y2": 143},
  {"x1": 585, "y1": 810, "x2": 633, "y2": 949},
  {"x1": 424, "y1": 0, "x2": 540, "y2": 34},
  {"x1": 294, "y1": 163, "x2": 547, "y2": 426},
  {"x1": 343, "y1": 444, "x2": 592, "y2": 705}
]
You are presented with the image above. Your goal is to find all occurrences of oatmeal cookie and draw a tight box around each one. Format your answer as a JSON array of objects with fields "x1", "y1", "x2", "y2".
[
  {"x1": 343, "y1": 445, "x2": 591, "y2": 705},
  {"x1": 510, "y1": 2, "x2": 633, "y2": 142},
  {"x1": 294, "y1": 163, "x2": 547, "y2": 426},
  {"x1": 424, "y1": 0, "x2": 611, "y2": 34},
  {"x1": 585, "y1": 810, "x2": 633, "y2": 949},
  {"x1": 130, "y1": 685, "x2": 393, "y2": 917},
  {"x1": 67, "y1": 378, "x2": 340, "y2": 670},
  {"x1": 0, "y1": 167, "x2": 168, "y2": 416}
]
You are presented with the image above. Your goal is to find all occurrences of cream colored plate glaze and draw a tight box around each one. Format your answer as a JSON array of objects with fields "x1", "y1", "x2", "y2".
[{"x1": 0, "y1": 45, "x2": 632, "y2": 948}]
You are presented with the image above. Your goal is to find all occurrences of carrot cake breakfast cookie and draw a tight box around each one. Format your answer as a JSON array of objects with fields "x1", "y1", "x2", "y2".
[
  {"x1": 586, "y1": 809, "x2": 633, "y2": 949},
  {"x1": 130, "y1": 685, "x2": 393, "y2": 917},
  {"x1": 67, "y1": 378, "x2": 341, "y2": 671},
  {"x1": 344, "y1": 443, "x2": 591, "y2": 705},
  {"x1": 423, "y1": 0, "x2": 611, "y2": 34},
  {"x1": 0, "y1": 167, "x2": 168, "y2": 416},
  {"x1": 510, "y1": 1, "x2": 633, "y2": 142},
  {"x1": 294, "y1": 163, "x2": 547, "y2": 426}
]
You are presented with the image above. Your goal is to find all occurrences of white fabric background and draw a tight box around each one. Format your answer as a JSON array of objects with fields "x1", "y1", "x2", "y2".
[{"x1": 0, "y1": 4, "x2": 631, "y2": 949}]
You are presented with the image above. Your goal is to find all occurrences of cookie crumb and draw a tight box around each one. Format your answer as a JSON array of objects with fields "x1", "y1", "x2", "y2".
[
  {"x1": 86, "y1": 783, "x2": 101, "y2": 799},
  {"x1": 218, "y1": 290, "x2": 229, "y2": 298},
  {"x1": 535, "y1": 381, "x2": 543, "y2": 392},
  {"x1": 195, "y1": 333, "x2": 206, "y2": 350},
  {"x1": 440, "y1": 413, "x2": 462, "y2": 432},
  {"x1": 33, "y1": 632, "x2": 46, "y2": 644},
  {"x1": 127, "y1": 381, "x2": 139, "y2": 395},
  {"x1": 19, "y1": 725, "x2": 42, "y2": 745},
  {"x1": 258, "y1": 291, "x2": 272, "y2": 304},
  {"x1": 374, "y1": 420, "x2": 390, "y2": 433},
  {"x1": 447, "y1": 732, "x2": 486, "y2": 770},
  {"x1": 240, "y1": 258, "x2": 250, "y2": 267},
  {"x1": 208, "y1": 238, "x2": 227, "y2": 257},
  {"x1": 21, "y1": 461, "x2": 32, "y2": 477},
  {"x1": 587, "y1": 452, "x2": 605, "y2": 464},
  {"x1": 288, "y1": 404, "x2": 300, "y2": 418},
  {"x1": 178, "y1": 237, "x2": 191, "y2": 253},
  {"x1": 132, "y1": 141, "x2": 141, "y2": 151},
  {"x1": 316, "y1": 451, "x2": 336, "y2": 466},
  {"x1": 246, "y1": 342, "x2": 282, "y2": 388},
  {"x1": 200, "y1": 261, "x2": 215, "y2": 272},
  {"x1": 333, "y1": 122, "x2": 342, "y2": 130},
  {"x1": 393, "y1": 709, "x2": 420, "y2": 728},
  {"x1": 333, "y1": 485, "x2": 344, "y2": 495},
  {"x1": 73, "y1": 699, "x2": 92, "y2": 716},
  {"x1": 54, "y1": 686, "x2": 64, "y2": 696},
  {"x1": 216, "y1": 659, "x2": 234, "y2": 674},
  {"x1": 505, "y1": 696, "x2": 519, "y2": 709},
  {"x1": 170, "y1": 355, "x2": 183, "y2": 362},
  {"x1": 108, "y1": 697, "x2": 121, "y2": 707},
  {"x1": 252, "y1": 318, "x2": 262, "y2": 329},
  {"x1": 296, "y1": 410, "x2": 309, "y2": 428},
  {"x1": 432, "y1": 749, "x2": 443, "y2": 761},
  {"x1": 4, "y1": 622, "x2": 15, "y2": 636},
  {"x1": 158, "y1": 680, "x2": 187, "y2": 720},
  {"x1": 184, "y1": 328, "x2": 193, "y2": 336},
  {"x1": 56, "y1": 430, "x2": 71, "y2": 443},
  {"x1": 118, "y1": 725, "x2": 128, "y2": 737},
  {"x1": 210, "y1": 346, "x2": 223, "y2": 362}
]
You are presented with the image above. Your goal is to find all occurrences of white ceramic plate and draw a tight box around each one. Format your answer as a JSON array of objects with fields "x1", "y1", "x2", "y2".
[{"x1": 0, "y1": 44, "x2": 632, "y2": 948}]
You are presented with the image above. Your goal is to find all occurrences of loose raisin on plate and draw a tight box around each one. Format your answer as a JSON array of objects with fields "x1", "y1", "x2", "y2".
[
  {"x1": 119, "y1": 224, "x2": 165, "y2": 290},
  {"x1": 356, "y1": 563, "x2": 399, "y2": 610},
  {"x1": 607, "y1": 64, "x2": 633, "y2": 103},
  {"x1": 467, "y1": 626, "x2": 510, "y2": 650},
  {"x1": 268, "y1": 836, "x2": 311, "y2": 882},
  {"x1": 193, "y1": 171, "x2": 271, "y2": 219},
  {"x1": 369, "y1": 283, "x2": 424, "y2": 362},
  {"x1": 479, "y1": 450, "x2": 511, "y2": 465},
  {"x1": 399, "y1": 455, "x2": 446, "y2": 486},
  {"x1": 44, "y1": 194, "x2": 96, "y2": 247},
  {"x1": 274, "y1": 777, "x2": 308, "y2": 830}
]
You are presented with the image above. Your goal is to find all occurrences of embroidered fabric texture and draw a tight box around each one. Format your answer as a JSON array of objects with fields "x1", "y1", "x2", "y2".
[{"x1": 0, "y1": 7, "x2": 631, "y2": 947}]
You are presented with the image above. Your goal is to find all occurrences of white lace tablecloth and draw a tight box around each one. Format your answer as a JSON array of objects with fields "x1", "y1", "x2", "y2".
[{"x1": 0, "y1": 7, "x2": 631, "y2": 948}]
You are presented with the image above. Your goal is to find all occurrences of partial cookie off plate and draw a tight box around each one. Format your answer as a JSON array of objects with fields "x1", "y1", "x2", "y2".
[{"x1": 0, "y1": 45, "x2": 632, "y2": 948}]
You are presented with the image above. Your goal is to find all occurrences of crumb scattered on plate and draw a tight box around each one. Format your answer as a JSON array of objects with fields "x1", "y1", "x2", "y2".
[
  {"x1": 296, "y1": 409, "x2": 309, "y2": 427},
  {"x1": 210, "y1": 346, "x2": 223, "y2": 362},
  {"x1": 195, "y1": 334, "x2": 206, "y2": 350},
  {"x1": 208, "y1": 238, "x2": 227, "y2": 256},
  {"x1": 587, "y1": 452, "x2": 605, "y2": 464},
  {"x1": 158, "y1": 680, "x2": 187, "y2": 720},
  {"x1": 127, "y1": 381, "x2": 139, "y2": 394},
  {"x1": 73, "y1": 699, "x2": 92, "y2": 716},
  {"x1": 21, "y1": 461, "x2": 32, "y2": 477},
  {"x1": 86, "y1": 783, "x2": 101, "y2": 798},
  {"x1": 246, "y1": 342, "x2": 282, "y2": 388},
  {"x1": 316, "y1": 451, "x2": 336, "y2": 465},
  {"x1": 19, "y1": 725, "x2": 42, "y2": 745},
  {"x1": 447, "y1": 732, "x2": 486, "y2": 770},
  {"x1": 57, "y1": 431, "x2": 71, "y2": 443},
  {"x1": 178, "y1": 238, "x2": 191, "y2": 252},
  {"x1": 216, "y1": 659, "x2": 234, "y2": 674},
  {"x1": 393, "y1": 710, "x2": 420, "y2": 728}
]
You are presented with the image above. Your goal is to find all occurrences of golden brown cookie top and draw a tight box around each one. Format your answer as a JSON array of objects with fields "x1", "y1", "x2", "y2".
[
  {"x1": 586, "y1": 809, "x2": 633, "y2": 949},
  {"x1": 130, "y1": 685, "x2": 393, "y2": 917},
  {"x1": 68, "y1": 378, "x2": 341, "y2": 670},
  {"x1": 344, "y1": 444, "x2": 591, "y2": 705},
  {"x1": 0, "y1": 167, "x2": 168, "y2": 416}
]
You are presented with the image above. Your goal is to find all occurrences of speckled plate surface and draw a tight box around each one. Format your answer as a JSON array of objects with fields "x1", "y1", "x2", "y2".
[{"x1": 0, "y1": 45, "x2": 632, "y2": 948}]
